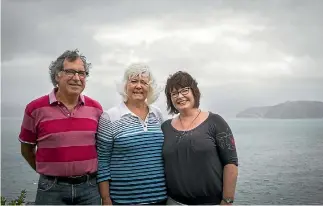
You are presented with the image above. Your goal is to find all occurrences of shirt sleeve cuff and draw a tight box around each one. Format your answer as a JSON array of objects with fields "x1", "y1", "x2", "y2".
[
  {"x1": 97, "y1": 175, "x2": 111, "y2": 183},
  {"x1": 19, "y1": 138, "x2": 36, "y2": 145}
]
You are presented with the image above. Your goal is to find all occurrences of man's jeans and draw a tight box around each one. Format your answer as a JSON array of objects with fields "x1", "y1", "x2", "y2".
[{"x1": 35, "y1": 174, "x2": 101, "y2": 205}]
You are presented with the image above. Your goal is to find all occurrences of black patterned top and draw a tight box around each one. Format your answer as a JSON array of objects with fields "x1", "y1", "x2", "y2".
[{"x1": 161, "y1": 112, "x2": 238, "y2": 205}]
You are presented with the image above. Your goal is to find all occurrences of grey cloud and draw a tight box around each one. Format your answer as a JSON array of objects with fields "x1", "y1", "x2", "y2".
[
  {"x1": 2, "y1": 0, "x2": 105, "y2": 61},
  {"x1": 3, "y1": 0, "x2": 323, "y2": 60},
  {"x1": 2, "y1": 0, "x2": 323, "y2": 118}
]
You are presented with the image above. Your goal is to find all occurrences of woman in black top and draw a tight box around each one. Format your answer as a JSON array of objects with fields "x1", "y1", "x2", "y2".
[{"x1": 162, "y1": 71, "x2": 239, "y2": 205}]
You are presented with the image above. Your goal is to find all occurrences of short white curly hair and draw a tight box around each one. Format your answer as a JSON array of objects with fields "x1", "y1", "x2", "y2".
[{"x1": 116, "y1": 63, "x2": 162, "y2": 105}]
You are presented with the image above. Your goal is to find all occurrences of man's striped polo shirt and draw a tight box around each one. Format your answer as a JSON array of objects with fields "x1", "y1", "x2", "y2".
[
  {"x1": 96, "y1": 102, "x2": 167, "y2": 204},
  {"x1": 19, "y1": 88, "x2": 103, "y2": 177}
]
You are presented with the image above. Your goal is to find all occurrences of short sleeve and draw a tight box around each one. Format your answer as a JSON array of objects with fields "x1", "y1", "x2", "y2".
[
  {"x1": 211, "y1": 114, "x2": 238, "y2": 166},
  {"x1": 19, "y1": 105, "x2": 37, "y2": 144}
]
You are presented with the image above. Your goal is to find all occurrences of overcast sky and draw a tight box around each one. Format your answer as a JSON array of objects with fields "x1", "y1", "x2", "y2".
[{"x1": 2, "y1": 0, "x2": 323, "y2": 118}]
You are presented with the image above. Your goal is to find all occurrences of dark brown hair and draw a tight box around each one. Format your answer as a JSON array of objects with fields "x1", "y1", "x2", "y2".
[{"x1": 165, "y1": 71, "x2": 201, "y2": 115}]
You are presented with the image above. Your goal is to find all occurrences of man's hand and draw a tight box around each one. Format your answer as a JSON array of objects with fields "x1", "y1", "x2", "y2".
[{"x1": 102, "y1": 197, "x2": 112, "y2": 205}]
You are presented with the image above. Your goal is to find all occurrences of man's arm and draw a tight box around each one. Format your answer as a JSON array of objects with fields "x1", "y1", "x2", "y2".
[
  {"x1": 21, "y1": 143, "x2": 36, "y2": 171},
  {"x1": 222, "y1": 164, "x2": 238, "y2": 204},
  {"x1": 19, "y1": 104, "x2": 38, "y2": 171}
]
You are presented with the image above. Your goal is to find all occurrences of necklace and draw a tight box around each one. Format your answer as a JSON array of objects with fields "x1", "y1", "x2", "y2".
[{"x1": 177, "y1": 109, "x2": 201, "y2": 140}]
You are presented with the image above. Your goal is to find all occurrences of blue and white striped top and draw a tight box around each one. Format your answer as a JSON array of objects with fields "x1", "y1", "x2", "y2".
[{"x1": 96, "y1": 102, "x2": 167, "y2": 204}]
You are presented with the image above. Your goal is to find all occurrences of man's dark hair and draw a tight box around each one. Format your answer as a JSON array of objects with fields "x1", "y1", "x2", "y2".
[{"x1": 165, "y1": 71, "x2": 201, "y2": 115}]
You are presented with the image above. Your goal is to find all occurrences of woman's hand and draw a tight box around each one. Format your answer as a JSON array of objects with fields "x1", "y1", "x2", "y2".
[{"x1": 102, "y1": 196, "x2": 113, "y2": 205}]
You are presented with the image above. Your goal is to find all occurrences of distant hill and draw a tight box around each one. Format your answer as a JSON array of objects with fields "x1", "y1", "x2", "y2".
[{"x1": 236, "y1": 101, "x2": 323, "y2": 119}]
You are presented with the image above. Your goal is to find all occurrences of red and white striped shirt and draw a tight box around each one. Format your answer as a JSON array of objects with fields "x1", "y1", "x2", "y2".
[{"x1": 19, "y1": 89, "x2": 103, "y2": 177}]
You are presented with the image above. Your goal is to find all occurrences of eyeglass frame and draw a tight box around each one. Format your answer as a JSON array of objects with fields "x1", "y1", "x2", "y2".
[
  {"x1": 170, "y1": 87, "x2": 191, "y2": 98},
  {"x1": 61, "y1": 69, "x2": 89, "y2": 79}
]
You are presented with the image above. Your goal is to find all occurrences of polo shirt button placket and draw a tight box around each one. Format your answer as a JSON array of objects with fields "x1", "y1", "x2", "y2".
[{"x1": 143, "y1": 120, "x2": 148, "y2": 131}]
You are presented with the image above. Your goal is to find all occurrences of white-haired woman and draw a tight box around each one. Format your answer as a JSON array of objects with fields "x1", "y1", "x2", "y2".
[{"x1": 96, "y1": 63, "x2": 167, "y2": 205}]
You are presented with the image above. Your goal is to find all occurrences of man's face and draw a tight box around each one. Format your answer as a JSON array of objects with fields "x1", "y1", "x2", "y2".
[{"x1": 56, "y1": 58, "x2": 87, "y2": 96}]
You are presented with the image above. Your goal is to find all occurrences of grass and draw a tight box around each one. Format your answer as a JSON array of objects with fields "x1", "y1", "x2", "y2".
[{"x1": 1, "y1": 190, "x2": 27, "y2": 205}]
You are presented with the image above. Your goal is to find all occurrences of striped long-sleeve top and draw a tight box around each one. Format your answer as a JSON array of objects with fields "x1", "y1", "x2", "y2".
[{"x1": 96, "y1": 102, "x2": 167, "y2": 204}]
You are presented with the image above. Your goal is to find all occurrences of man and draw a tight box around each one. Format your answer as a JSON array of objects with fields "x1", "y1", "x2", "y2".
[{"x1": 19, "y1": 49, "x2": 103, "y2": 205}]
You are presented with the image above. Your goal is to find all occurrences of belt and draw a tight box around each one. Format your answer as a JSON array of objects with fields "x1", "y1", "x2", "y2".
[{"x1": 44, "y1": 172, "x2": 97, "y2": 184}]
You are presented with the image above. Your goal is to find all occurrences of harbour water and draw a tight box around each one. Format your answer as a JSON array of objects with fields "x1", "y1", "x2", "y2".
[{"x1": 1, "y1": 117, "x2": 323, "y2": 204}]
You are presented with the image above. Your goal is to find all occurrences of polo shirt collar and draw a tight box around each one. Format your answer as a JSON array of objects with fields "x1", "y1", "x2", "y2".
[
  {"x1": 49, "y1": 88, "x2": 85, "y2": 105},
  {"x1": 119, "y1": 101, "x2": 157, "y2": 118}
]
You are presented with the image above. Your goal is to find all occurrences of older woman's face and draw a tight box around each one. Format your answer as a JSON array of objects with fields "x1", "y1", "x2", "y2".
[{"x1": 126, "y1": 75, "x2": 150, "y2": 103}]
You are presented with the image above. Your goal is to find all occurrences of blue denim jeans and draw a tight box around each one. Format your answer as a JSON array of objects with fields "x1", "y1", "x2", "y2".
[{"x1": 35, "y1": 174, "x2": 101, "y2": 205}]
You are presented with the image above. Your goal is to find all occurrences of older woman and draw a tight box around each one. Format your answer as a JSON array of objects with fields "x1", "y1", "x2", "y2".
[
  {"x1": 162, "y1": 71, "x2": 239, "y2": 205},
  {"x1": 96, "y1": 63, "x2": 167, "y2": 205}
]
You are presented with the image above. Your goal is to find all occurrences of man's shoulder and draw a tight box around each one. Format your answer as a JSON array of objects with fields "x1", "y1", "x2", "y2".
[
  {"x1": 83, "y1": 95, "x2": 103, "y2": 110},
  {"x1": 25, "y1": 95, "x2": 50, "y2": 114}
]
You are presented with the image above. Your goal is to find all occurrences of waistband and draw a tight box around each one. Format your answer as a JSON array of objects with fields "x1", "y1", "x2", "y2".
[{"x1": 42, "y1": 172, "x2": 97, "y2": 185}]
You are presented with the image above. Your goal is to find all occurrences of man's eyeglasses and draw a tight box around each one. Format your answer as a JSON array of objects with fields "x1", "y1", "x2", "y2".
[
  {"x1": 170, "y1": 87, "x2": 190, "y2": 98},
  {"x1": 62, "y1": 69, "x2": 88, "y2": 79}
]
